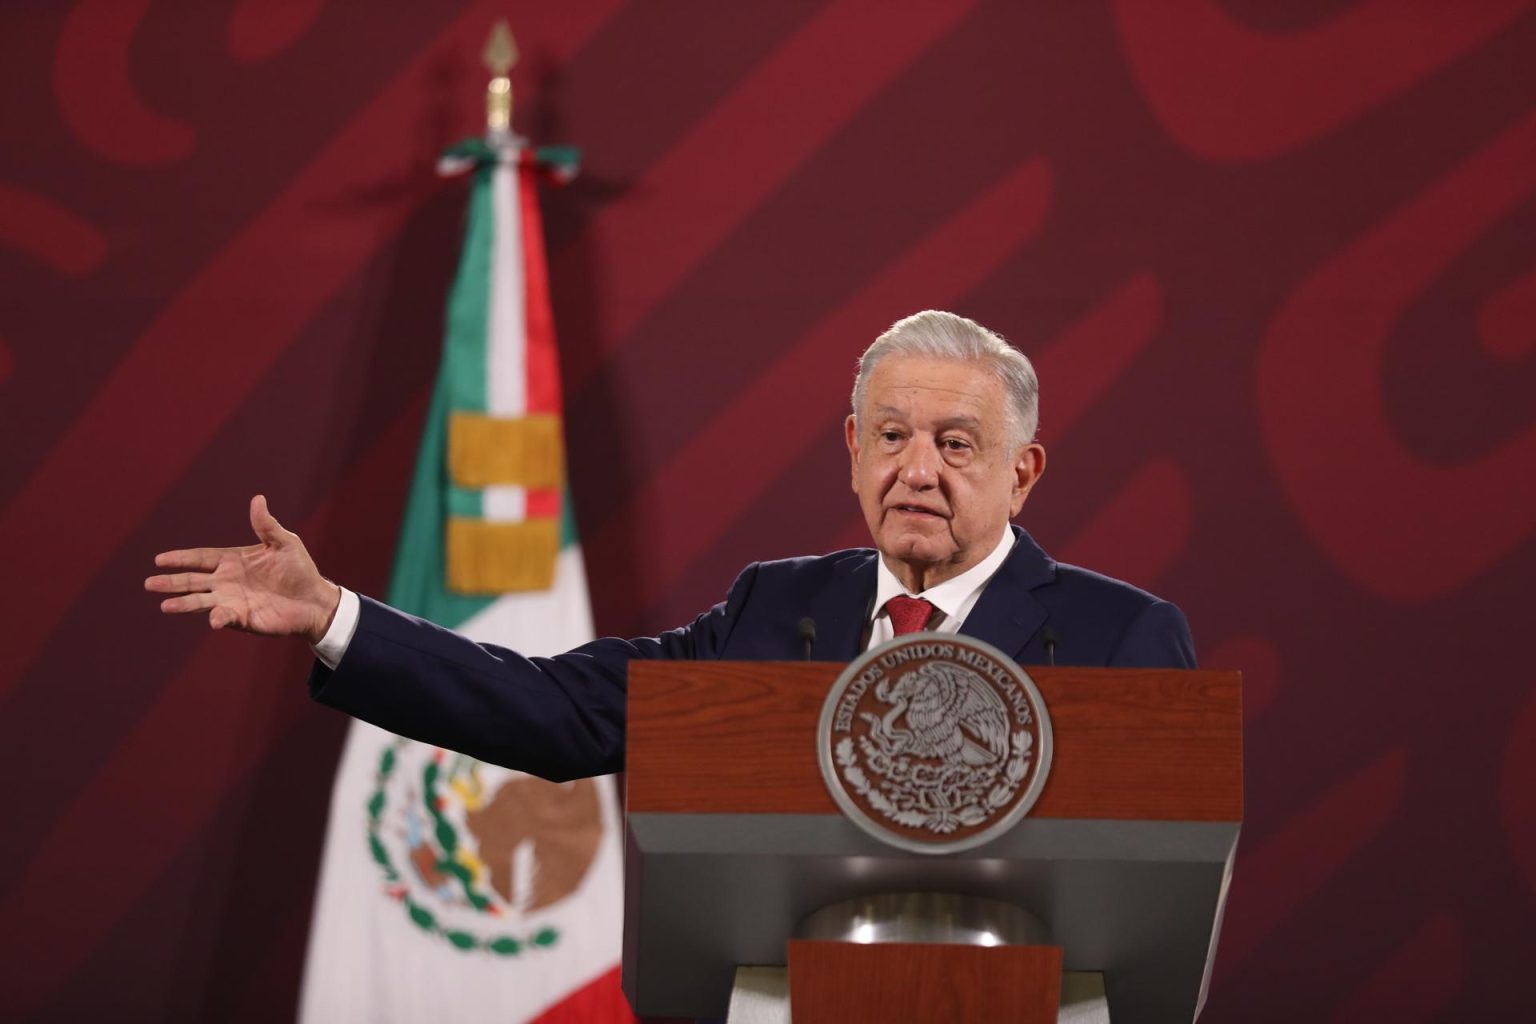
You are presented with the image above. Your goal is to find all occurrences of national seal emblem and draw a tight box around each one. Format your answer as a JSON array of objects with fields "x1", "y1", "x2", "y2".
[{"x1": 817, "y1": 633, "x2": 1053, "y2": 854}]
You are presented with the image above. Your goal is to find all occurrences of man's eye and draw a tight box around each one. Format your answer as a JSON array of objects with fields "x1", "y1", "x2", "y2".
[
  {"x1": 941, "y1": 438, "x2": 971, "y2": 451},
  {"x1": 880, "y1": 431, "x2": 903, "y2": 442}
]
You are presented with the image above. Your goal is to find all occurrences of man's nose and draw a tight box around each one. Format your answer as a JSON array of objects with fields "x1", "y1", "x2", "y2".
[{"x1": 898, "y1": 440, "x2": 941, "y2": 488}]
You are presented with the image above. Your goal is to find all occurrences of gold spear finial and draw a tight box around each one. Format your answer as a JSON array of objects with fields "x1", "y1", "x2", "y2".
[{"x1": 483, "y1": 20, "x2": 519, "y2": 135}]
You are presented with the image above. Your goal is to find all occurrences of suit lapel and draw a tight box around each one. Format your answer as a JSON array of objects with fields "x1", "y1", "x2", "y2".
[
  {"x1": 959, "y1": 526, "x2": 1056, "y2": 662},
  {"x1": 809, "y1": 550, "x2": 877, "y2": 661}
]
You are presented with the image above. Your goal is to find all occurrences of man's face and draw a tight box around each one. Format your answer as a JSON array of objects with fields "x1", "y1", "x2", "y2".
[{"x1": 846, "y1": 355, "x2": 1045, "y2": 591}]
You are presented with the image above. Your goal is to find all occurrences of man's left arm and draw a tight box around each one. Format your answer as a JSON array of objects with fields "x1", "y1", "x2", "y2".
[{"x1": 1106, "y1": 600, "x2": 1197, "y2": 668}]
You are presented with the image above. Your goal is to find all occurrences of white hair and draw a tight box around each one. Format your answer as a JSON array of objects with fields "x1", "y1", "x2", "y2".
[{"x1": 851, "y1": 310, "x2": 1039, "y2": 446}]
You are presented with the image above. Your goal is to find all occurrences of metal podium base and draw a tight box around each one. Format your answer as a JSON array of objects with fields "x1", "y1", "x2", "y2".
[
  {"x1": 723, "y1": 893, "x2": 1110, "y2": 1023},
  {"x1": 797, "y1": 891, "x2": 1052, "y2": 946}
]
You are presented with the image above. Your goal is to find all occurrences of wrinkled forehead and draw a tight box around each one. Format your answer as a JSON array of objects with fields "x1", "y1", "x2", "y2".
[{"x1": 861, "y1": 355, "x2": 1009, "y2": 425}]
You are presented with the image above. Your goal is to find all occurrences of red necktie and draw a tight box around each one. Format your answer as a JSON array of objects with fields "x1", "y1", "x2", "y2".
[{"x1": 885, "y1": 595, "x2": 936, "y2": 636}]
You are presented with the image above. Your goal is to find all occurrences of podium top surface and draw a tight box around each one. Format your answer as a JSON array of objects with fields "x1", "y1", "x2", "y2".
[{"x1": 627, "y1": 663, "x2": 1241, "y2": 822}]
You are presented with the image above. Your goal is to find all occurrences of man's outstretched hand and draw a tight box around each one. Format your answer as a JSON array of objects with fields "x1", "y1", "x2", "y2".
[{"x1": 145, "y1": 495, "x2": 341, "y2": 645}]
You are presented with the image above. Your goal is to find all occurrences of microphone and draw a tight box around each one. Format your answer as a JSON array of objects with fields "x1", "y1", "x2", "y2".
[
  {"x1": 1040, "y1": 626, "x2": 1059, "y2": 667},
  {"x1": 796, "y1": 617, "x2": 817, "y2": 661}
]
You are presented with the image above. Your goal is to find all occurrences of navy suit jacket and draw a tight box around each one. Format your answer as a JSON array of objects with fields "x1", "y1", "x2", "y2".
[{"x1": 311, "y1": 527, "x2": 1194, "y2": 781}]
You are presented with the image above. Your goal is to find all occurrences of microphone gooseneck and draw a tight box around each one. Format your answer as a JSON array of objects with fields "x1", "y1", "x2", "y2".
[
  {"x1": 1041, "y1": 626, "x2": 1059, "y2": 667},
  {"x1": 796, "y1": 617, "x2": 817, "y2": 661}
]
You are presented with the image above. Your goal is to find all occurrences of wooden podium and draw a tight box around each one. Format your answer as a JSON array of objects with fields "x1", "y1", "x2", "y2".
[{"x1": 622, "y1": 662, "x2": 1242, "y2": 1023}]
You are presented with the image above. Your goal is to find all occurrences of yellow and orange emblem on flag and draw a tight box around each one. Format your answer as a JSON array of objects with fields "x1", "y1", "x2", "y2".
[{"x1": 446, "y1": 411, "x2": 565, "y2": 593}]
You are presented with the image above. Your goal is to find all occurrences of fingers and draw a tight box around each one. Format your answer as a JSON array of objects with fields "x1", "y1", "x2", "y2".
[
  {"x1": 144, "y1": 571, "x2": 215, "y2": 595},
  {"x1": 153, "y1": 548, "x2": 227, "y2": 572},
  {"x1": 249, "y1": 494, "x2": 285, "y2": 545},
  {"x1": 157, "y1": 592, "x2": 221, "y2": 615},
  {"x1": 158, "y1": 593, "x2": 249, "y2": 631}
]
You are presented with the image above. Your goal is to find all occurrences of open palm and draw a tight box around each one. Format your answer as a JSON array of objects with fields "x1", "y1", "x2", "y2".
[{"x1": 145, "y1": 495, "x2": 339, "y2": 644}]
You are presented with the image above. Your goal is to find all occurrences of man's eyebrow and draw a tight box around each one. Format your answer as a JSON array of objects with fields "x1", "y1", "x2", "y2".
[
  {"x1": 933, "y1": 414, "x2": 982, "y2": 432},
  {"x1": 870, "y1": 407, "x2": 984, "y2": 433}
]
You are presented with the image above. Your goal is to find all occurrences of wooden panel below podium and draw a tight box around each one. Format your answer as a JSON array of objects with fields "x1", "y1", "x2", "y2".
[{"x1": 786, "y1": 940, "x2": 1063, "y2": 1023}]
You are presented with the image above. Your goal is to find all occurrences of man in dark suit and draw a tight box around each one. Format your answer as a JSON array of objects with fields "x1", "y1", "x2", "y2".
[{"x1": 146, "y1": 310, "x2": 1193, "y2": 781}]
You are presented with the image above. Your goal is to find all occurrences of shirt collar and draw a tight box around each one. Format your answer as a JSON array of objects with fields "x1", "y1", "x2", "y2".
[{"x1": 871, "y1": 528, "x2": 1017, "y2": 623}]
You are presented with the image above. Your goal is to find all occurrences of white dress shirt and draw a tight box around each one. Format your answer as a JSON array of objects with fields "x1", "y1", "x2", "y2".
[
  {"x1": 313, "y1": 586, "x2": 359, "y2": 670},
  {"x1": 314, "y1": 528, "x2": 1018, "y2": 668},
  {"x1": 864, "y1": 528, "x2": 1017, "y2": 650}
]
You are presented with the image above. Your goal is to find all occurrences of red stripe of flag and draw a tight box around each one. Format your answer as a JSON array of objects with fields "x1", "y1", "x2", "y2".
[{"x1": 520, "y1": 153, "x2": 563, "y2": 417}]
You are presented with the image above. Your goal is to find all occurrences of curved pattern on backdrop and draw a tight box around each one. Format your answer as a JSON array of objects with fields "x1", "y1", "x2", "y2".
[{"x1": 0, "y1": 2, "x2": 1532, "y2": 1019}]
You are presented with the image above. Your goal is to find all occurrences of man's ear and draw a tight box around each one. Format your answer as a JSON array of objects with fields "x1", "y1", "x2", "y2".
[
  {"x1": 845, "y1": 415, "x2": 861, "y2": 493},
  {"x1": 1010, "y1": 443, "x2": 1047, "y2": 516}
]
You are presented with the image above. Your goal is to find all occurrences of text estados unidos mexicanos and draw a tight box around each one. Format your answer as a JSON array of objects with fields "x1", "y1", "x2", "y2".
[{"x1": 832, "y1": 643, "x2": 1030, "y2": 732}]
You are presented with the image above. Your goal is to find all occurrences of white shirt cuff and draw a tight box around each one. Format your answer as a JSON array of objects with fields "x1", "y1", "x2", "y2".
[{"x1": 312, "y1": 586, "x2": 360, "y2": 670}]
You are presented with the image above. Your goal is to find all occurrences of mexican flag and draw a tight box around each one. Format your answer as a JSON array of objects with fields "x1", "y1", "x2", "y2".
[{"x1": 299, "y1": 137, "x2": 633, "y2": 1023}]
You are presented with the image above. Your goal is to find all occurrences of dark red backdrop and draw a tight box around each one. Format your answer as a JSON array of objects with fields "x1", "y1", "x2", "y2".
[{"x1": 2, "y1": 1, "x2": 1533, "y2": 1020}]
